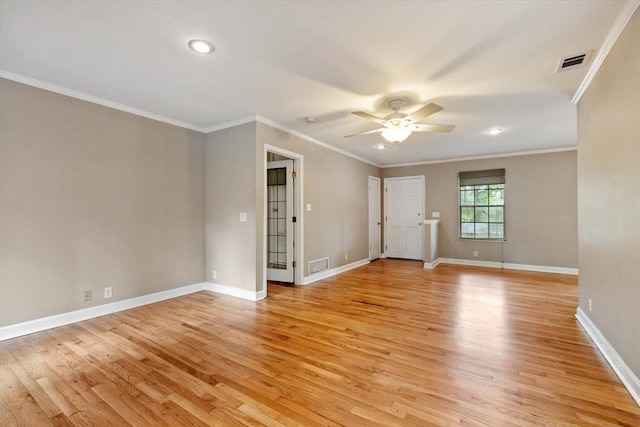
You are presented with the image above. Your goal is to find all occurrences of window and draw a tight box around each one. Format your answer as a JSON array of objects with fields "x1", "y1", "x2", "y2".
[{"x1": 459, "y1": 169, "x2": 505, "y2": 240}]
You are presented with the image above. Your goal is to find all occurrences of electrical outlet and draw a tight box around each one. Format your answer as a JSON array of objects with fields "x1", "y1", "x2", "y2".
[
  {"x1": 104, "y1": 287, "x2": 112, "y2": 298},
  {"x1": 239, "y1": 212, "x2": 247, "y2": 222},
  {"x1": 473, "y1": 250, "x2": 478, "y2": 257},
  {"x1": 306, "y1": 203, "x2": 312, "y2": 211},
  {"x1": 589, "y1": 298, "x2": 592, "y2": 312},
  {"x1": 83, "y1": 290, "x2": 92, "y2": 302},
  {"x1": 212, "y1": 270, "x2": 217, "y2": 280},
  {"x1": 345, "y1": 253, "x2": 349, "y2": 261}
]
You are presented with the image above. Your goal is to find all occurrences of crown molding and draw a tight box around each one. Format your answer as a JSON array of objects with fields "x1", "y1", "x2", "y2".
[
  {"x1": 572, "y1": 0, "x2": 639, "y2": 104},
  {"x1": 201, "y1": 114, "x2": 381, "y2": 167},
  {"x1": 381, "y1": 146, "x2": 577, "y2": 169},
  {"x1": 0, "y1": 70, "x2": 208, "y2": 132},
  {"x1": 254, "y1": 116, "x2": 381, "y2": 167},
  {"x1": 0, "y1": 70, "x2": 581, "y2": 169},
  {"x1": 200, "y1": 116, "x2": 257, "y2": 133}
]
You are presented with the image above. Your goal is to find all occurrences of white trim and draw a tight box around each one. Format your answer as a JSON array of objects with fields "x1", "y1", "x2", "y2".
[
  {"x1": 0, "y1": 70, "x2": 206, "y2": 132},
  {"x1": 435, "y1": 258, "x2": 578, "y2": 275},
  {"x1": 572, "y1": 1, "x2": 640, "y2": 104},
  {"x1": 302, "y1": 258, "x2": 369, "y2": 285},
  {"x1": 423, "y1": 219, "x2": 440, "y2": 225},
  {"x1": 381, "y1": 147, "x2": 577, "y2": 168},
  {"x1": 576, "y1": 308, "x2": 640, "y2": 407},
  {"x1": 423, "y1": 259, "x2": 441, "y2": 269},
  {"x1": 263, "y1": 144, "x2": 304, "y2": 287},
  {"x1": 205, "y1": 282, "x2": 266, "y2": 301},
  {"x1": 0, "y1": 282, "x2": 208, "y2": 341},
  {"x1": 380, "y1": 253, "x2": 387, "y2": 259},
  {"x1": 439, "y1": 258, "x2": 503, "y2": 269},
  {"x1": 256, "y1": 116, "x2": 380, "y2": 167},
  {"x1": 201, "y1": 116, "x2": 257, "y2": 133},
  {"x1": 502, "y1": 262, "x2": 578, "y2": 275}
]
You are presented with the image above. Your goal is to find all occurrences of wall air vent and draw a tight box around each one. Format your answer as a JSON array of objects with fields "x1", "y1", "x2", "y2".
[
  {"x1": 309, "y1": 257, "x2": 329, "y2": 275},
  {"x1": 556, "y1": 50, "x2": 593, "y2": 73}
]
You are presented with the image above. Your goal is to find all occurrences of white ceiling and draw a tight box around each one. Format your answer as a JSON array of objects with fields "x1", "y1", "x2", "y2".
[{"x1": 0, "y1": 1, "x2": 628, "y2": 166}]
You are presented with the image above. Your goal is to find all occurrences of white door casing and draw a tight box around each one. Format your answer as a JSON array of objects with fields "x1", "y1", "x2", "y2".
[
  {"x1": 368, "y1": 176, "x2": 381, "y2": 260},
  {"x1": 267, "y1": 160, "x2": 294, "y2": 282},
  {"x1": 384, "y1": 176, "x2": 424, "y2": 260}
]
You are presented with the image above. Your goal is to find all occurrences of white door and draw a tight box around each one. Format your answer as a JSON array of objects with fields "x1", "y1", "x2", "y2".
[
  {"x1": 385, "y1": 177, "x2": 424, "y2": 260},
  {"x1": 267, "y1": 160, "x2": 294, "y2": 282},
  {"x1": 368, "y1": 176, "x2": 381, "y2": 260}
]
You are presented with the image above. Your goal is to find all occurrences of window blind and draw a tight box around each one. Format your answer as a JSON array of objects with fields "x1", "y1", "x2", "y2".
[{"x1": 459, "y1": 169, "x2": 505, "y2": 186}]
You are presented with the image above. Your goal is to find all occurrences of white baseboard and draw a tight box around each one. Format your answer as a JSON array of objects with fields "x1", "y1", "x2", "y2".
[
  {"x1": 302, "y1": 258, "x2": 369, "y2": 285},
  {"x1": 0, "y1": 282, "x2": 208, "y2": 341},
  {"x1": 423, "y1": 259, "x2": 441, "y2": 269},
  {"x1": 434, "y1": 258, "x2": 578, "y2": 275},
  {"x1": 439, "y1": 258, "x2": 503, "y2": 269},
  {"x1": 380, "y1": 253, "x2": 387, "y2": 259},
  {"x1": 205, "y1": 282, "x2": 266, "y2": 301},
  {"x1": 503, "y1": 262, "x2": 578, "y2": 275},
  {"x1": 576, "y1": 307, "x2": 640, "y2": 407}
]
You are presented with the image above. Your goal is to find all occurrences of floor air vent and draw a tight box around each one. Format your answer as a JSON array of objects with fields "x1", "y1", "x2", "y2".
[
  {"x1": 556, "y1": 51, "x2": 593, "y2": 73},
  {"x1": 309, "y1": 257, "x2": 330, "y2": 275}
]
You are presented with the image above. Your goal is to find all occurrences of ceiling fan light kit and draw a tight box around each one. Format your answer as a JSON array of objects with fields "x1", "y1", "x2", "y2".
[
  {"x1": 382, "y1": 127, "x2": 412, "y2": 144},
  {"x1": 346, "y1": 99, "x2": 455, "y2": 145}
]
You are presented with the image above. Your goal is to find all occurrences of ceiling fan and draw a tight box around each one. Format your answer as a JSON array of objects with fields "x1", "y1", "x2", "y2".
[{"x1": 345, "y1": 99, "x2": 455, "y2": 144}]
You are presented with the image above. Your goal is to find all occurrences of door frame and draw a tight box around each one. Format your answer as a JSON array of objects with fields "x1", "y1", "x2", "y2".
[
  {"x1": 263, "y1": 144, "x2": 304, "y2": 291},
  {"x1": 383, "y1": 175, "x2": 425, "y2": 261},
  {"x1": 368, "y1": 176, "x2": 381, "y2": 261}
]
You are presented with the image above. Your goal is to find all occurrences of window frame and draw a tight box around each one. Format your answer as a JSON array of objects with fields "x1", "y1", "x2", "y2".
[{"x1": 458, "y1": 180, "x2": 506, "y2": 242}]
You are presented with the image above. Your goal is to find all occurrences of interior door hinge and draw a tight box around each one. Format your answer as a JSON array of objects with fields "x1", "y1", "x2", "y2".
[
  {"x1": 292, "y1": 216, "x2": 297, "y2": 222},
  {"x1": 385, "y1": 245, "x2": 387, "y2": 250},
  {"x1": 385, "y1": 187, "x2": 387, "y2": 192},
  {"x1": 385, "y1": 216, "x2": 387, "y2": 221},
  {"x1": 292, "y1": 171, "x2": 297, "y2": 179},
  {"x1": 292, "y1": 261, "x2": 297, "y2": 268}
]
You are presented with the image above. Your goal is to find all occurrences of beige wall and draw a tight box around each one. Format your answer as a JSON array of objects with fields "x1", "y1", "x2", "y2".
[
  {"x1": 0, "y1": 79, "x2": 206, "y2": 326},
  {"x1": 204, "y1": 122, "x2": 258, "y2": 292},
  {"x1": 257, "y1": 123, "x2": 381, "y2": 280},
  {"x1": 577, "y1": 10, "x2": 640, "y2": 375},
  {"x1": 383, "y1": 151, "x2": 577, "y2": 267}
]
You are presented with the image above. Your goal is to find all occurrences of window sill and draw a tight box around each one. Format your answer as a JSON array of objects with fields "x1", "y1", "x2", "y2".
[{"x1": 458, "y1": 238, "x2": 506, "y2": 243}]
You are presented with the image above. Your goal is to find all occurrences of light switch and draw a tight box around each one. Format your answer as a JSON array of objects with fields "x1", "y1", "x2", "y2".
[
  {"x1": 306, "y1": 203, "x2": 312, "y2": 211},
  {"x1": 239, "y1": 213, "x2": 247, "y2": 222},
  {"x1": 432, "y1": 212, "x2": 440, "y2": 218}
]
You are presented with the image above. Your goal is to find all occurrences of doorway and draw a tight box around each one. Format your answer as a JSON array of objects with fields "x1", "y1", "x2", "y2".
[
  {"x1": 263, "y1": 145, "x2": 304, "y2": 291},
  {"x1": 384, "y1": 176, "x2": 424, "y2": 260},
  {"x1": 368, "y1": 176, "x2": 381, "y2": 260}
]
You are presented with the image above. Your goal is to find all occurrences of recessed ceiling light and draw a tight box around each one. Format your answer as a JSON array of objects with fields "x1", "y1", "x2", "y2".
[
  {"x1": 375, "y1": 144, "x2": 386, "y2": 150},
  {"x1": 304, "y1": 117, "x2": 316, "y2": 124},
  {"x1": 188, "y1": 39, "x2": 215, "y2": 54},
  {"x1": 487, "y1": 128, "x2": 503, "y2": 135}
]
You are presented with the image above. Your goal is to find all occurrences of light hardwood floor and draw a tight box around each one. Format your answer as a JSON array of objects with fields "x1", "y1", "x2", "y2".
[{"x1": 1, "y1": 260, "x2": 639, "y2": 426}]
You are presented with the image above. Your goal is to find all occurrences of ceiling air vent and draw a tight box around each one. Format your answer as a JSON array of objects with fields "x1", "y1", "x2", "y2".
[{"x1": 556, "y1": 50, "x2": 593, "y2": 73}]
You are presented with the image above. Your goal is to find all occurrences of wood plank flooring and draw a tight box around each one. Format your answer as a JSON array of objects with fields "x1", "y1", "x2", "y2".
[{"x1": 1, "y1": 259, "x2": 639, "y2": 426}]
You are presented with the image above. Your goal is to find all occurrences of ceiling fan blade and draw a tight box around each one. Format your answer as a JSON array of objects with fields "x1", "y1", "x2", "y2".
[
  {"x1": 407, "y1": 103, "x2": 443, "y2": 123},
  {"x1": 351, "y1": 111, "x2": 386, "y2": 124},
  {"x1": 412, "y1": 124, "x2": 456, "y2": 133},
  {"x1": 344, "y1": 128, "x2": 385, "y2": 138}
]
